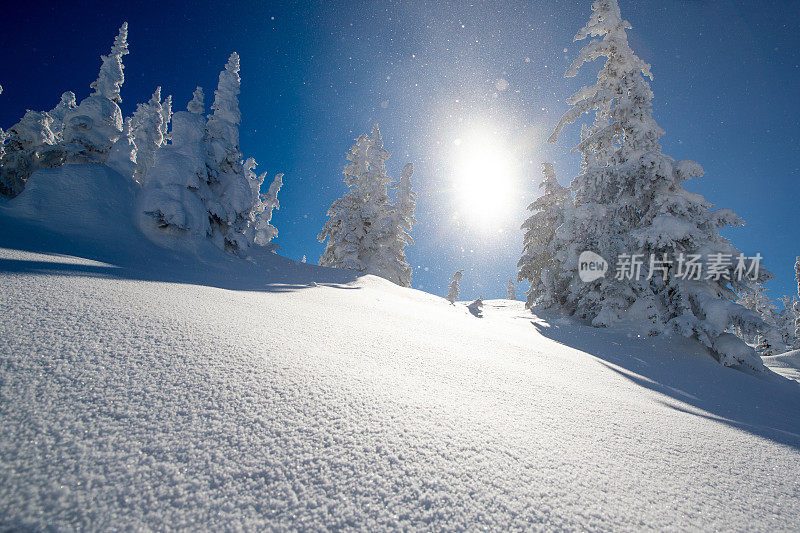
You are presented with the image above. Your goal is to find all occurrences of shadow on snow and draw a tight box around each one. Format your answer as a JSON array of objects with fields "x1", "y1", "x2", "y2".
[
  {"x1": 0, "y1": 212, "x2": 362, "y2": 293},
  {"x1": 530, "y1": 308, "x2": 800, "y2": 451}
]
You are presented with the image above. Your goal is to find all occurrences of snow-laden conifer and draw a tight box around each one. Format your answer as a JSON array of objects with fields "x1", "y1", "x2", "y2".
[
  {"x1": 242, "y1": 157, "x2": 283, "y2": 249},
  {"x1": 48, "y1": 92, "x2": 76, "y2": 142},
  {"x1": 384, "y1": 161, "x2": 416, "y2": 287},
  {"x1": 0, "y1": 110, "x2": 58, "y2": 198},
  {"x1": 546, "y1": 0, "x2": 774, "y2": 368},
  {"x1": 735, "y1": 285, "x2": 786, "y2": 355},
  {"x1": 517, "y1": 163, "x2": 571, "y2": 309},
  {"x1": 446, "y1": 270, "x2": 464, "y2": 304},
  {"x1": 507, "y1": 279, "x2": 516, "y2": 300},
  {"x1": 205, "y1": 52, "x2": 253, "y2": 253},
  {"x1": 796, "y1": 257, "x2": 800, "y2": 338},
  {"x1": 106, "y1": 117, "x2": 137, "y2": 178},
  {"x1": 63, "y1": 22, "x2": 129, "y2": 164},
  {"x1": 319, "y1": 125, "x2": 414, "y2": 285},
  {"x1": 138, "y1": 88, "x2": 211, "y2": 239},
  {"x1": 131, "y1": 87, "x2": 169, "y2": 184}
]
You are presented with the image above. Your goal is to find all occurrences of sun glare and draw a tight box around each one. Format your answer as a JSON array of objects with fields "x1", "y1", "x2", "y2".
[{"x1": 451, "y1": 131, "x2": 518, "y2": 227}]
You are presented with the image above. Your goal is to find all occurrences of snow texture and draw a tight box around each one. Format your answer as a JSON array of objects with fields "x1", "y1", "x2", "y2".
[{"x1": 1, "y1": 165, "x2": 800, "y2": 530}]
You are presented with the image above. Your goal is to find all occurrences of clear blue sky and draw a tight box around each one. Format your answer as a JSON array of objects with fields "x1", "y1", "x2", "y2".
[{"x1": 2, "y1": 0, "x2": 798, "y2": 301}]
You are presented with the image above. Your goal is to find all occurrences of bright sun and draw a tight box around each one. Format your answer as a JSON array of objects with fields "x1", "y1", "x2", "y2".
[{"x1": 452, "y1": 131, "x2": 517, "y2": 227}]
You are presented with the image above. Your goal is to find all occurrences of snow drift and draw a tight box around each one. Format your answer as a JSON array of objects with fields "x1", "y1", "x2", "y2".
[{"x1": 1, "y1": 165, "x2": 800, "y2": 530}]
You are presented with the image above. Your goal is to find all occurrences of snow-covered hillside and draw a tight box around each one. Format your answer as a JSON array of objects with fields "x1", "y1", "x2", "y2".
[{"x1": 1, "y1": 167, "x2": 800, "y2": 529}]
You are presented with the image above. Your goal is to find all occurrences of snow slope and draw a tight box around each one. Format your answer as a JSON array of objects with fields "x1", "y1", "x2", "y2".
[
  {"x1": 764, "y1": 350, "x2": 800, "y2": 383},
  {"x1": 1, "y1": 166, "x2": 800, "y2": 530}
]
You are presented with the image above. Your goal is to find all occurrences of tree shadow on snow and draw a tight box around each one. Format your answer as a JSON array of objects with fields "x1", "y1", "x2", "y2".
[
  {"x1": 0, "y1": 213, "x2": 363, "y2": 294},
  {"x1": 530, "y1": 309, "x2": 800, "y2": 451}
]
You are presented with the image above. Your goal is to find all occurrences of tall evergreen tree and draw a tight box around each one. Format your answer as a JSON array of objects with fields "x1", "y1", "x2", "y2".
[
  {"x1": 130, "y1": 87, "x2": 171, "y2": 184},
  {"x1": 63, "y1": 22, "x2": 129, "y2": 164},
  {"x1": 205, "y1": 52, "x2": 253, "y2": 253},
  {"x1": 517, "y1": 163, "x2": 571, "y2": 309},
  {"x1": 385, "y1": 161, "x2": 416, "y2": 287},
  {"x1": 507, "y1": 279, "x2": 516, "y2": 301},
  {"x1": 546, "y1": 0, "x2": 773, "y2": 368}
]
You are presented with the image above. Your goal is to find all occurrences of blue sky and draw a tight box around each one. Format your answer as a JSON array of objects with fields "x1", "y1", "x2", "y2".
[{"x1": 2, "y1": 0, "x2": 798, "y2": 301}]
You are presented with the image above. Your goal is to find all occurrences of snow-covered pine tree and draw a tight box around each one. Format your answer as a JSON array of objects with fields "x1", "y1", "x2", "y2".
[
  {"x1": 517, "y1": 162, "x2": 571, "y2": 309},
  {"x1": 106, "y1": 117, "x2": 137, "y2": 178},
  {"x1": 318, "y1": 125, "x2": 412, "y2": 285},
  {"x1": 205, "y1": 52, "x2": 254, "y2": 254},
  {"x1": 242, "y1": 157, "x2": 283, "y2": 249},
  {"x1": 48, "y1": 91, "x2": 77, "y2": 142},
  {"x1": 318, "y1": 131, "x2": 374, "y2": 272},
  {"x1": 0, "y1": 110, "x2": 58, "y2": 198},
  {"x1": 777, "y1": 294, "x2": 799, "y2": 350},
  {"x1": 137, "y1": 87, "x2": 211, "y2": 239},
  {"x1": 130, "y1": 87, "x2": 170, "y2": 184},
  {"x1": 795, "y1": 256, "x2": 800, "y2": 338},
  {"x1": 547, "y1": 0, "x2": 774, "y2": 368},
  {"x1": 735, "y1": 285, "x2": 785, "y2": 355},
  {"x1": 385, "y1": 161, "x2": 416, "y2": 287},
  {"x1": 507, "y1": 279, "x2": 516, "y2": 300},
  {"x1": 63, "y1": 22, "x2": 129, "y2": 164},
  {"x1": 446, "y1": 269, "x2": 464, "y2": 304},
  {"x1": 160, "y1": 94, "x2": 172, "y2": 142}
]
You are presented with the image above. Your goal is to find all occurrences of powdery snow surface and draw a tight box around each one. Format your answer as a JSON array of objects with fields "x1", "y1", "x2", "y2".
[
  {"x1": 2, "y1": 167, "x2": 800, "y2": 529},
  {"x1": 764, "y1": 350, "x2": 800, "y2": 382}
]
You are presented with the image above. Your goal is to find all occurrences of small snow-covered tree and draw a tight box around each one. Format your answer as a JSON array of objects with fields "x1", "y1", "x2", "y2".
[
  {"x1": 517, "y1": 163, "x2": 571, "y2": 308},
  {"x1": 130, "y1": 87, "x2": 170, "y2": 184},
  {"x1": 106, "y1": 117, "x2": 137, "y2": 178},
  {"x1": 384, "y1": 161, "x2": 416, "y2": 287},
  {"x1": 242, "y1": 157, "x2": 283, "y2": 249},
  {"x1": 795, "y1": 257, "x2": 800, "y2": 339},
  {"x1": 63, "y1": 22, "x2": 129, "y2": 164},
  {"x1": 48, "y1": 91, "x2": 76, "y2": 142},
  {"x1": 546, "y1": 0, "x2": 775, "y2": 368},
  {"x1": 0, "y1": 110, "x2": 58, "y2": 198},
  {"x1": 507, "y1": 279, "x2": 516, "y2": 300},
  {"x1": 735, "y1": 285, "x2": 785, "y2": 355},
  {"x1": 319, "y1": 125, "x2": 413, "y2": 285},
  {"x1": 446, "y1": 269, "x2": 464, "y2": 304},
  {"x1": 777, "y1": 294, "x2": 799, "y2": 350},
  {"x1": 0, "y1": 129, "x2": 6, "y2": 167}
]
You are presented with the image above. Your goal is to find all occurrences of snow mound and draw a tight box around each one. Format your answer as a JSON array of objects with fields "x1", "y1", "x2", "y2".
[{"x1": 6, "y1": 164, "x2": 137, "y2": 239}]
